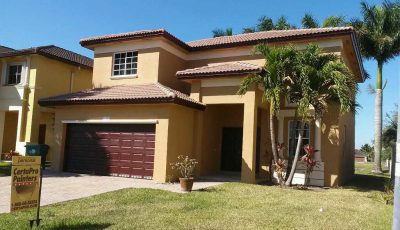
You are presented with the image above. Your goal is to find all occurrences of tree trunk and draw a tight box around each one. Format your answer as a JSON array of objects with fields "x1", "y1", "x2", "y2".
[
  {"x1": 391, "y1": 143, "x2": 396, "y2": 182},
  {"x1": 270, "y1": 108, "x2": 278, "y2": 163},
  {"x1": 285, "y1": 122, "x2": 304, "y2": 186},
  {"x1": 285, "y1": 111, "x2": 298, "y2": 180},
  {"x1": 373, "y1": 62, "x2": 383, "y2": 173}
]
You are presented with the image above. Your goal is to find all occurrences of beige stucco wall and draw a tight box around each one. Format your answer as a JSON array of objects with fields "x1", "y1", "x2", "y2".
[
  {"x1": 51, "y1": 104, "x2": 197, "y2": 182},
  {"x1": 25, "y1": 55, "x2": 92, "y2": 143},
  {"x1": 158, "y1": 49, "x2": 190, "y2": 93},
  {"x1": 320, "y1": 103, "x2": 355, "y2": 186},
  {"x1": 0, "y1": 54, "x2": 92, "y2": 157},
  {"x1": 2, "y1": 111, "x2": 18, "y2": 153},
  {"x1": 200, "y1": 104, "x2": 244, "y2": 175},
  {"x1": 92, "y1": 48, "x2": 159, "y2": 87}
]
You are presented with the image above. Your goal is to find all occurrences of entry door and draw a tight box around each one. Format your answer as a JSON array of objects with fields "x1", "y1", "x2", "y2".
[
  {"x1": 221, "y1": 128, "x2": 243, "y2": 172},
  {"x1": 220, "y1": 128, "x2": 261, "y2": 173}
]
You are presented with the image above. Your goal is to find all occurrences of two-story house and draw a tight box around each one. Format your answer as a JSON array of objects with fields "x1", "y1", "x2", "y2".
[
  {"x1": 39, "y1": 27, "x2": 365, "y2": 187},
  {"x1": 0, "y1": 45, "x2": 93, "y2": 162}
]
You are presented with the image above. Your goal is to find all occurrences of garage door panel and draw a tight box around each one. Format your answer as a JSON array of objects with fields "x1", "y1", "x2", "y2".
[{"x1": 65, "y1": 124, "x2": 155, "y2": 179}]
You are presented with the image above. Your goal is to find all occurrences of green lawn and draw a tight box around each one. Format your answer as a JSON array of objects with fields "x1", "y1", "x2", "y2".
[
  {"x1": 355, "y1": 162, "x2": 390, "y2": 177},
  {"x1": 0, "y1": 164, "x2": 393, "y2": 230}
]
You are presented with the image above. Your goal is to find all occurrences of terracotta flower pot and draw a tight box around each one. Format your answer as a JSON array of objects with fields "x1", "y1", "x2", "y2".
[{"x1": 179, "y1": 177, "x2": 194, "y2": 192}]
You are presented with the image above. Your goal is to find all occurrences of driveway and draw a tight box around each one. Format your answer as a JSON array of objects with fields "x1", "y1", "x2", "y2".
[{"x1": 0, "y1": 170, "x2": 227, "y2": 214}]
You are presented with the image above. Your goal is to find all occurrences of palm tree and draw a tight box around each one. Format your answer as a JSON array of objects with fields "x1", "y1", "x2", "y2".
[
  {"x1": 285, "y1": 44, "x2": 357, "y2": 186},
  {"x1": 212, "y1": 28, "x2": 233, "y2": 37},
  {"x1": 356, "y1": 1, "x2": 400, "y2": 173},
  {"x1": 275, "y1": 16, "x2": 294, "y2": 30},
  {"x1": 238, "y1": 45, "x2": 298, "y2": 184},
  {"x1": 322, "y1": 16, "x2": 347, "y2": 27},
  {"x1": 302, "y1": 13, "x2": 319, "y2": 29},
  {"x1": 301, "y1": 13, "x2": 348, "y2": 29},
  {"x1": 242, "y1": 15, "x2": 295, "y2": 33}
]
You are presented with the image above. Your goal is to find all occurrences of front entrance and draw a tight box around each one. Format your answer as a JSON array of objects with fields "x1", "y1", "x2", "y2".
[
  {"x1": 220, "y1": 127, "x2": 261, "y2": 173},
  {"x1": 221, "y1": 128, "x2": 243, "y2": 172}
]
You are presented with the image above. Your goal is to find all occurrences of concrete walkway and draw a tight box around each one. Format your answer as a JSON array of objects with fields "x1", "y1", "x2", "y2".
[{"x1": 0, "y1": 171, "x2": 228, "y2": 214}]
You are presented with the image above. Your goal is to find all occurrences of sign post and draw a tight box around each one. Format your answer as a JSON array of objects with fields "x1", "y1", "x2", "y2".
[{"x1": 10, "y1": 156, "x2": 42, "y2": 228}]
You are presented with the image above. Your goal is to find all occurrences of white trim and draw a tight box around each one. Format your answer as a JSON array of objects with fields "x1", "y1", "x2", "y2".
[
  {"x1": 314, "y1": 119, "x2": 322, "y2": 161},
  {"x1": 62, "y1": 119, "x2": 158, "y2": 124},
  {"x1": 112, "y1": 51, "x2": 138, "y2": 77},
  {"x1": 110, "y1": 74, "x2": 138, "y2": 80},
  {"x1": 2, "y1": 62, "x2": 27, "y2": 86}
]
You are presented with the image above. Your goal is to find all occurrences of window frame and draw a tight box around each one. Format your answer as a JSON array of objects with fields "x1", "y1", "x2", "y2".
[
  {"x1": 3, "y1": 62, "x2": 26, "y2": 86},
  {"x1": 111, "y1": 51, "x2": 138, "y2": 78},
  {"x1": 287, "y1": 120, "x2": 312, "y2": 158}
]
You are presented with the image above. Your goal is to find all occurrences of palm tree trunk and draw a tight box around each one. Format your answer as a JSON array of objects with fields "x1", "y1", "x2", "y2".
[
  {"x1": 270, "y1": 107, "x2": 279, "y2": 163},
  {"x1": 391, "y1": 143, "x2": 396, "y2": 182},
  {"x1": 285, "y1": 110, "x2": 298, "y2": 180},
  {"x1": 374, "y1": 62, "x2": 383, "y2": 173},
  {"x1": 285, "y1": 121, "x2": 304, "y2": 186}
]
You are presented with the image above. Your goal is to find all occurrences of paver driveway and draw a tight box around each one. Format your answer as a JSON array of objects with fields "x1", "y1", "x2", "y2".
[{"x1": 0, "y1": 171, "x2": 224, "y2": 214}]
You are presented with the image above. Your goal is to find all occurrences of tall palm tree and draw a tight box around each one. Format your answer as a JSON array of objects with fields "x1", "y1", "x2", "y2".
[
  {"x1": 212, "y1": 28, "x2": 233, "y2": 37},
  {"x1": 238, "y1": 45, "x2": 298, "y2": 180},
  {"x1": 285, "y1": 44, "x2": 357, "y2": 186},
  {"x1": 356, "y1": 1, "x2": 400, "y2": 173}
]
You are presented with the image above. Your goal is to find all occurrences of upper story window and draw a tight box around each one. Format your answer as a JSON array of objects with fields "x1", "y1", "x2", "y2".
[
  {"x1": 6, "y1": 64, "x2": 23, "y2": 85},
  {"x1": 113, "y1": 51, "x2": 138, "y2": 76}
]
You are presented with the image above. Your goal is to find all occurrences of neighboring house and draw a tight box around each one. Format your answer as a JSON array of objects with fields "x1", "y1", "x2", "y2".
[
  {"x1": 354, "y1": 149, "x2": 368, "y2": 163},
  {"x1": 0, "y1": 45, "x2": 93, "y2": 162},
  {"x1": 39, "y1": 27, "x2": 365, "y2": 187}
]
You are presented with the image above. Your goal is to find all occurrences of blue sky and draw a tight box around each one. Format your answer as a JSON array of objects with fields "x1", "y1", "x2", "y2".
[{"x1": 0, "y1": 0, "x2": 398, "y2": 148}]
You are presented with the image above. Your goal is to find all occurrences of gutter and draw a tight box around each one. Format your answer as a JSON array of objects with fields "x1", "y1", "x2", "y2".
[{"x1": 350, "y1": 32, "x2": 367, "y2": 82}]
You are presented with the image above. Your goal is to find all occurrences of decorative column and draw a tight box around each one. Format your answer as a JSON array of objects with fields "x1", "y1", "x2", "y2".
[{"x1": 241, "y1": 89, "x2": 257, "y2": 183}]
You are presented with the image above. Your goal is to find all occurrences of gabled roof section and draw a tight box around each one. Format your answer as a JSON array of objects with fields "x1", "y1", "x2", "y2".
[
  {"x1": 187, "y1": 27, "x2": 354, "y2": 50},
  {"x1": 80, "y1": 29, "x2": 191, "y2": 50},
  {"x1": 0, "y1": 45, "x2": 93, "y2": 68},
  {"x1": 38, "y1": 83, "x2": 205, "y2": 110},
  {"x1": 80, "y1": 27, "x2": 355, "y2": 52},
  {"x1": 0, "y1": 45, "x2": 15, "y2": 53},
  {"x1": 176, "y1": 62, "x2": 262, "y2": 80}
]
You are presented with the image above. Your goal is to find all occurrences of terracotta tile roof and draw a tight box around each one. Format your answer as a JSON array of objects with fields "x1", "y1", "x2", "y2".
[
  {"x1": 176, "y1": 62, "x2": 262, "y2": 79},
  {"x1": 0, "y1": 45, "x2": 93, "y2": 68},
  {"x1": 38, "y1": 83, "x2": 205, "y2": 110},
  {"x1": 80, "y1": 29, "x2": 190, "y2": 50},
  {"x1": 0, "y1": 45, "x2": 14, "y2": 53},
  {"x1": 80, "y1": 27, "x2": 354, "y2": 51},
  {"x1": 187, "y1": 27, "x2": 354, "y2": 50}
]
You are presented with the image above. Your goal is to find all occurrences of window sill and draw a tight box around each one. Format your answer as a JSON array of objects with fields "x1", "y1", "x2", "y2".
[{"x1": 110, "y1": 75, "x2": 138, "y2": 80}]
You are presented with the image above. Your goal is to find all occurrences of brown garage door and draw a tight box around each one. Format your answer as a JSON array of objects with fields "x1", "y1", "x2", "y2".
[{"x1": 64, "y1": 124, "x2": 155, "y2": 179}]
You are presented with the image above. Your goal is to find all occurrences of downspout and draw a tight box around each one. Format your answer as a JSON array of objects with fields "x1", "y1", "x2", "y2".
[
  {"x1": 18, "y1": 56, "x2": 31, "y2": 142},
  {"x1": 69, "y1": 71, "x2": 75, "y2": 93}
]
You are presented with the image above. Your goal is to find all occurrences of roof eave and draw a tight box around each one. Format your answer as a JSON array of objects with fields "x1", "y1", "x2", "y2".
[
  {"x1": 177, "y1": 70, "x2": 262, "y2": 80},
  {"x1": 349, "y1": 32, "x2": 366, "y2": 82},
  {"x1": 39, "y1": 97, "x2": 205, "y2": 111}
]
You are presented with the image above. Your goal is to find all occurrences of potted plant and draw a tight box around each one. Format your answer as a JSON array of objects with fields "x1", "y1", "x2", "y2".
[{"x1": 170, "y1": 155, "x2": 198, "y2": 192}]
